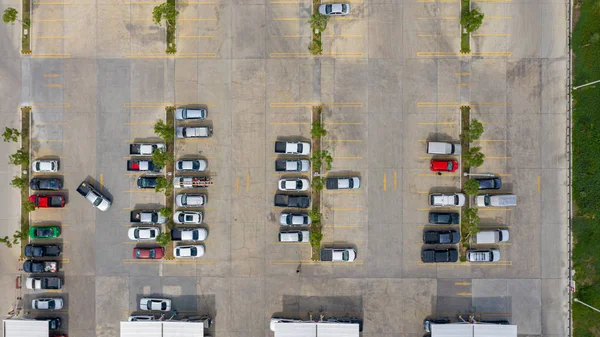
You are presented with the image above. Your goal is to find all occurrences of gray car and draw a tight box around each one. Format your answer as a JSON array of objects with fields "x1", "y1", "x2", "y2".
[
  {"x1": 175, "y1": 107, "x2": 207, "y2": 120},
  {"x1": 318, "y1": 3, "x2": 350, "y2": 16}
]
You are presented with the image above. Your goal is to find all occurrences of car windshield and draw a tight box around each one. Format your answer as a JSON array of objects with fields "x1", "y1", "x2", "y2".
[
  {"x1": 38, "y1": 229, "x2": 51, "y2": 236},
  {"x1": 185, "y1": 215, "x2": 194, "y2": 222},
  {"x1": 181, "y1": 195, "x2": 187, "y2": 204},
  {"x1": 193, "y1": 232, "x2": 199, "y2": 240},
  {"x1": 190, "y1": 247, "x2": 197, "y2": 255},
  {"x1": 47, "y1": 300, "x2": 55, "y2": 309},
  {"x1": 161, "y1": 302, "x2": 167, "y2": 310},
  {"x1": 342, "y1": 4, "x2": 347, "y2": 11},
  {"x1": 93, "y1": 197, "x2": 103, "y2": 206},
  {"x1": 135, "y1": 250, "x2": 141, "y2": 258},
  {"x1": 484, "y1": 195, "x2": 491, "y2": 204},
  {"x1": 36, "y1": 162, "x2": 41, "y2": 170},
  {"x1": 342, "y1": 251, "x2": 349, "y2": 261},
  {"x1": 325, "y1": 4, "x2": 332, "y2": 12},
  {"x1": 149, "y1": 249, "x2": 156, "y2": 258},
  {"x1": 192, "y1": 161, "x2": 200, "y2": 170},
  {"x1": 437, "y1": 214, "x2": 449, "y2": 223},
  {"x1": 141, "y1": 178, "x2": 154, "y2": 187},
  {"x1": 447, "y1": 162, "x2": 453, "y2": 170},
  {"x1": 296, "y1": 181, "x2": 302, "y2": 188}
]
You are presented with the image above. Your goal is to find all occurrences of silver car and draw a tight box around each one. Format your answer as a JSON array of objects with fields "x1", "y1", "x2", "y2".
[
  {"x1": 176, "y1": 193, "x2": 207, "y2": 207},
  {"x1": 318, "y1": 3, "x2": 350, "y2": 16},
  {"x1": 32, "y1": 298, "x2": 64, "y2": 310},
  {"x1": 176, "y1": 159, "x2": 208, "y2": 171},
  {"x1": 279, "y1": 213, "x2": 311, "y2": 226},
  {"x1": 175, "y1": 107, "x2": 207, "y2": 120}
]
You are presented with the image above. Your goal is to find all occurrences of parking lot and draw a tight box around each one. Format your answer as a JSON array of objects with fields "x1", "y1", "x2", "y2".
[{"x1": 0, "y1": 0, "x2": 570, "y2": 335}]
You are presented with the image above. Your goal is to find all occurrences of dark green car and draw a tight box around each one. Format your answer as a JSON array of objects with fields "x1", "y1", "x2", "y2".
[{"x1": 29, "y1": 226, "x2": 61, "y2": 239}]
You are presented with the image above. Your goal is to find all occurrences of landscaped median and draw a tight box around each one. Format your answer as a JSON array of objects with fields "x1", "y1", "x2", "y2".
[
  {"x1": 571, "y1": 0, "x2": 600, "y2": 333},
  {"x1": 152, "y1": 0, "x2": 178, "y2": 54},
  {"x1": 308, "y1": 4, "x2": 327, "y2": 55},
  {"x1": 459, "y1": 0, "x2": 483, "y2": 54},
  {"x1": 2, "y1": 4, "x2": 31, "y2": 53}
]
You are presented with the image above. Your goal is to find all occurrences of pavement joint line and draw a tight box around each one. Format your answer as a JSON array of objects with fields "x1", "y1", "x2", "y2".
[
  {"x1": 472, "y1": 33, "x2": 512, "y2": 37},
  {"x1": 329, "y1": 17, "x2": 362, "y2": 20},
  {"x1": 327, "y1": 207, "x2": 363, "y2": 211},
  {"x1": 269, "y1": 52, "x2": 363, "y2": 58},
  {"x1": 124, "y1": 122, "x2": 156, "y2": 125},
  {"x1": 418, "y1": 34, "x2": 457, "y2": 37},
  {"x1": 273, "y1": 17, "x2": 306, "y2": 21},
  {"x1": 323, "y1": 139, "x2": 363, "y2": 142},
  {"x1": 417, "y1": 261, "x2": 512, "y2": 266},
  {"x1": 33, "y1": 19, "x2": 68, "y2": 22},
  {"x1": 478, "y1": 208, "x2": 512, "y2": 211},
  {"x1": 537, "y1": 175, "x2": 541, "y2": 193},
  {"x1": 326, "y1": 225, "x2": 364, "y2": 228},
  {"x1": 417, "y1": 101, "x2": 509, "y2": 107},
  {"x1": 269, "y1": 122, "x2": 310, "y2": 125},
  {"x1": 485, "y1": 156, "x2": 512, "y2": 159},
  {"x1": 179, "y1": 35, "x2": 217, "y2": 39},
  {"x1": 417, "y1": 17, "x2": 458, "y2": 20},
  {"x1": 178, "y1": 18, "x2": 218, "y2": 21},
  {"x1": 487, "y1": 16, "x2": 512, "y2": 19},
  {"x1": 331, "y1": 156, "x2": 363, "y2": 159},
  {"x1": 35, "y1": 139, "x2": 69, "y2": 142},
  {"x1": 323, "y1": 191, "x2": 363, "y2": 194},
  {"x1": 31, "y1": 54, "x2": 71, "y2": 58},
  {"x1": 178, "y1": 139, "x2": 217, "y2": 142},
  {"x1": 417, "y1": 122, "x2": 458, "y2": 125},
  {"x1": 270, "y1": 102, "x2": 363, "y2": 108},
  {"x1": 123, "y1": 190, "x2": 157, "y2": 193},
  {"x1": 269, "y1": 260, "x2": 363, "y2": 265},
  {"x1": 323, "y1": 34, "x2": 364, "y2": 38},
  {"x1": 32, "y1": 1, "x2": 71, "y2": 3}
]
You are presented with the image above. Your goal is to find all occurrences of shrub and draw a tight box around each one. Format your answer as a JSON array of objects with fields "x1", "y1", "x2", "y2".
[
  {"x1": 464, "y1": 179, "x2": 480, "y2": 196},
  {"x1": 2, "y1": 127, "x2": 20, "y2": 142},
  {"x1": 8, "y1": 148, "x2": 29, "y2": 166},
  {"x1": 308, "y1": 39, "x2": 322, "y2": 55},
  {"x1": 2, "y1": 7, "x2": 18, "y2": 25},
  {"x1": 23, "y1": 200, "x2": 35, "y2": 213},
  {"x1": 152, "y1": 1, "x2": 178, "y2": 27},
  {"x1": 311, "y1": 177, "x2": 326, "y2": 191},
  {"x1": 463, "y1": 146, "x2": 485, "y2": 168},
  {"x1": 311, "y1": 120, "x2": 327, "y2": 138},
  {"x1": 154, "y1": 119, "x2": 174, "y2": 142},
  {"x1": 460, "y1": 8, "x2": 484, "y2": 33},
  {"x1": 10, "y1": 176, "x2": 28, "y2": 189},
  {"x1": 160, "y1": 207, "x2": 172, "y2": 218},
  {"x1": 155, "y1": 176, "x2": 171, "y2": 196},
  {"x1": 152, "y1": 148, "x2": 174, "y2": 168},
  {"x1": 462, "y1": 207, "x2": 480, "y2": 242},
  {"x1": 308, "y1": 12, "x2": 327, "y2": 32},
  {"x1": 308, "y1": 206, "x2": 322, "y2": 223},
  {"x1": 156, "y1": 232, "x2": 171, "y2": 247},
  {"x1": 462, "y1": 118, "x2": 484, "y2": 142}
]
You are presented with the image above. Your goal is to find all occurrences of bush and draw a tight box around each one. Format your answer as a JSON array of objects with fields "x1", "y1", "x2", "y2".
[
  {"x1": 311, "y1": 150, "x2": 333, "y2": 172},
  {"x1": 311, "y1": 120, "x2": 327, "y2": 138},
  {"x1": 0, "y1": 236, "x2": 12, "y2": 248},
  {"x1": 308, "y1": 13, "x2": 327, "y2": 32},
  {"x1": 462, "y1": 118, "x2": 484, "y2": 142},
  {"x1": 463, "y1": 146, "x2": 485, "y2": 168},
  {"x1": 23, "y1": 200, "x2": 35, "y2": 213},
  {"x1": 3, "y1": 127, "x2": 20, "y2": 142},
  {"x1": 160, "y1": 207, "x2": 172, "y2": 218},
  {"x1": 2, "y1": 7, "x2": 17, "y2": 25},
  {"x1": 311, "y1": 177, "x2": 326, "y2": 191},
  {"x1": 309, "y1": 229, "x2": 323, "y2": 249},
  {"x1": 308, "y1": 39, "x2": 322, "y2": 55},
  {"x1": 464, "y1": 179, "x2": 480, "y2": 196},
  {"x1": 154, "y1": 119, "x2": 174, "y2": 142},
  {"x1": 155, "y1": 176, "x2": 171, "y2": 196},
  {"x1": 156, "y1": 232, "x2": 171, "y2": 247},
  {"x1": 10, "y1": 176, "x2": 28, "y2": 189},
  {"x1": 308, "y1": 206, "x2": 322, "y2": 223},
  {"x1": 461, "y1": 8, "x2": 484, "y2": 33},
  {"x1": 461, "y1": 207, "x2": 480, "y2": 242},
  {"x1": 8, "y1": 148, "x2": 29, "y2": 166},
  {"x1": 152, "y1": 1, "x2": 178, "y2": 26},
  {"x1": 152, "y1": 148, "x2": 174, "y2": 168}
]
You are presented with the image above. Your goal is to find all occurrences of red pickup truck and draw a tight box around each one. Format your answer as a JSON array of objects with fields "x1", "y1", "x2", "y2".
[{"x1": 29, "y1": 195, "x2": 66, "y2": 208}]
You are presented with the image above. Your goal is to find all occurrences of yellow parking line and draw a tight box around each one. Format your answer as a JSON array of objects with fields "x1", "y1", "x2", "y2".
[
  {"x1": 455, "y1": 72, "x2": 470, "y2": 76},
  {"x1": 99, "y1": 174, "x2": 103, "y2": 190},
  {"x1": 332, "y1": 156, "x2": 362, "y2": 159},
  {"x1": 323, "y1": 139, "x2": 362, "y2": 142},
  {"x1": 394, "y1": 172, "x2": 397, "y2": 189},
  {"x1": 246, "y1": 173, "x2": 250, "y2": 191},
  {"x1": 457, "y1": 292, "x2": 472, "y2": 296},
  {"x1": 179, "y1": 18, "x2": 217, "y2": 21},
  {"x1": 418, "y1": 34, "x2": 457, "y2": 37},
  {"x1": 472, "y1": 33, "x2": 511, "y2": 37},
  {"x1": 458, "y1": 83, "x2": 473, "y2": 86},
  {"x1": 269, "y1": 122, "x2": 310, "y2": 125},
  {"x1": 269, "y1": 260, "x2": 363, "y2": 265},
  {"x1": 178, "y1": 35, "x2": 217, "y2": 39},
  {"x1": 32, "y1": 36, "x2": 71, "y2": 39},
  {"x1": 417, "y1": 17, "x2": 458, "y2": 20},
  {"x1": 455, "y1": 281, "x2": 471, "y2": 286},
  {"x1": 31, "y1": 54, "x2": 71, "y2": 58},
  {"x1": 417, "y1": 122, "x2": 458, "y2": 125},
  {"x1": 33, "y1": 19, "x2": 68, "y2": 22},
  {"x1": 45, "y1": 84, "x2": 62, "y2": 88},
  {"x1": 270, "y1": 52, "x2": 363, "y2": 58},
  {"x1": 328, "y1": 207, "x2": 363, "y2": 211},
  {"x1": 43, "y1": 73, "x2": 61, "y2": 77},
  {"x1": 383, "y1": 173, "x2": 387, "y2": 192},
  {"x1": 235, "y1": 177, "x2": 240, "y2": 193},
  {"x1": 417, "y1": 102, "x2": 508, "y2": 107},
  {"x1": 271, "y1": 35, "x2": 311, "y2": 38},
  {"x1": 124, "y1": 53, "x2": 217, "y2": 58},
  {"x1": 537, "y1": 175, "x2": 541, "y2": 193}
]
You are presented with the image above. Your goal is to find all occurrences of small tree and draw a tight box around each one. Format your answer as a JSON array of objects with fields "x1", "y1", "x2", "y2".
[
  {"x1": 308, "y1": 39, "x2": 323, "y2": 55},
  {"x1": 23, "y1": 200, "x2": 35, "y2": 213},
  {"x1": 461, "y1": 8, "x2": 484, "y2": 33},
  {"x1": 152, "y1": 148, "x2": 174, "y2": 168},
  {"x1": 12, "y1": 230, "x2": 27, "y2": 246},
  {"x1": 463, "y1": 146, "x2": 485, "y2": 168},
  {"x1": 160, "y1": 207, "x2": 172, "y2": 219},
  {"x1": 464, "y1": 179, "x2": 480, "y2": 196},
  {"x1": 156, "y1": 232, "x2": 171, "y2": 247},
  {"x1": 462, "y1": 207, "x2": 481, "y2": 241},
  {"x1": 308, "y1": 206, "x2": 322, "y2": 223},
  {"x1": 309, "y1": 228, "x2": 323, "y2": 249},
  {"x1": 308, "y1": 13, "x2": 327, "y2": 32},
  {"x1": 2, "y1": 127, "x2": 20, "y2": 142},
  {"x1": 311, "y1": 120, "x2": 327, "y2": 138},
  {"x1": 10, "y1": 176, "x2": 28, "y2": 189},
  {"x1": 323, "y1": 150, "x2": 333, "y2": 171},
  {"x1": 9, "y1": 148, "x2": 29, "y2": 166},
  {"x1": 311, "y1": 177, "x2": 326, "y2": 191},
  {"x1": 461, "y1": 119, "x2": 484, "y2": 142},
  {"x1": 155, "y1": 176, "x2": 171, "y2": 196},
  {"x1": 154, "y1": 119, "x2": 174, "y2": 142},
  {"x1": 152, "y1": 1, "x2": 179, "y2": 27},
  {"x1": 0, "y1": 236, "x2": 12, "y2": 248},
  {"x1": 2, "y1": 7, "x2": 18, "y2": 25}
]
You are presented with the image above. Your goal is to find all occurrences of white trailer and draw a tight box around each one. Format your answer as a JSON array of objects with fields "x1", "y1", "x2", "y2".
[
  {"x1": 3, "y1": 320, "x2": 49, "y2": 337},
  {"x1": 429, "y1": 323, "x2": 517, "y2": 337},
  {"x1": 271, "y1": 321, "x2": 360, "y2": 337}
]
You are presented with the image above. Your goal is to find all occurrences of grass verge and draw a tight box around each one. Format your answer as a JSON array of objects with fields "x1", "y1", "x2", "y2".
[
  {"x1": 166, "y1": 0, "x2": 177, "y2": 54},
  {"x1": 310, "y1": 106, "x2": 323, "y2": 261},
  {"x1": 572, "y1": 0, "x2": 600, "y2": 334},
  {"x1": 458, "y1": 106, "x2": 471, "y2": 261},
  {"x1": 460, "y1": 0, "x2": 470, "y2": 53},
  {"x1": 164, "y1": 106, "x2": 176, "y2": 259},
  {"x1": 21, "y1": 0, "x2": 31, "y2": 53},
  {"x1": 20, "y1": 107, "x2": 31, "y2": 256}
]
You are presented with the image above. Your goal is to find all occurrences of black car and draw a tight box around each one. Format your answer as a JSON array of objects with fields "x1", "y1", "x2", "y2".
[
  {"x1": 423, "y1": 230, "x2": 460, "y2": 244},
  {"x1": 137, "y1": 176, "x2": 159, "y2": 189},
  {"x1": 30, "y1": 178, "x2": 62, "y2": 191},
  {"x1": 428, "y1": 212, "x2": 459, "y2": 225},
  {"x1": 421, "y1": 249, "x2": 458, "y2": 263},
  {"x1": 476, "y1": 177, "x2": 502, "y2": 190},
  {"x1": 36, "y1": 317, "x2": 61, "y2": 330},
  {"x1": 24, "y1": 244, "x2": 61, "y2": 257}
]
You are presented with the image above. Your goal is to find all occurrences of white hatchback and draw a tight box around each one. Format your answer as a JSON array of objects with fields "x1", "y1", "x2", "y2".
[
  {"x1": 318, "y1": 3, "x2": 350, "y2": 16},
  {"x1": 176, "y1": 159, "x2": 208, "y2": 171},
  {"x1": 128, "y1": 227, "x2": 160, "y2": 241},
  {"x1": 32, "y1": 160, "x2": 59, "y2": 173},
  {"x1": 278, "y1": 178, "x2": 310, "y2": 191},
  {"x1": 140, "y1": 298, "x2": 171, "y2": 311},
  {"x1": 174, "y1": 245, "x2": 205, "y2": 258}
]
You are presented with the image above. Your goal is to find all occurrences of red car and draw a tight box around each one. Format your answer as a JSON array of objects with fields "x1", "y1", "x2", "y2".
[
  {"x1": 29, "y1": 195, "x2": 66, "y2": 208},
  {"x1": 430, "y1": 159, "x2": 458, "y2": 172},
  {"x1": 133, "y1": 247, "x2": 164, "y2": 259}
]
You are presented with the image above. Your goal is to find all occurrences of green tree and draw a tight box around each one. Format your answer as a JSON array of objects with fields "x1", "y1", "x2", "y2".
[
  {"x1": 156, "y1": 232, "x2": 171, "y2": 247},
  {"x1": 8, "y1": 148, "x2": 29, "y2": 166},
  {"x1": 323, "y1": 150, "x2": 333, "y2": 170},
  {"x1": 462, "y1": 119, "x2": 484, "y2": 142},
  {"x1": 152, "y1": 148, "x2": 174, "y2": 168},
  {"x1": 23, "y1": 200, "x2": 35, "y2": 213},
  {"x1": 461, "y1": 8, "x2": 484, "y2": 33},
  {"x1": 160, "y1": 207, "x2": 172, "y2": 218},
  {"x1": 462, "y1": 207, "x2": 480, "y2": 241},
  {"x1": 463, "y1": 146, "x2": 485, "y2": 168},
  {"x1": 152, "y1": 1, "x2": 178, "y2": 27},
  {"x1": 308, "y1": 39, "x2": 323, "y2": 55},
  {"x1": 10, "y1": 176, "x2": 28, "y2": 189},
  {"x1": 0, "y1": 236, "x2": 12, "y2": 248},
  {"x1": 2, "y1": 127, "x2": 20, "y2": 142},
  {"x1": 311, "y1": 120, "x2": 327, "y2": 138},
  {"x1": 309, "y1": 228, "x2": 323, "y2": 250},
  {"x1": 155, "y1": 176, "x2": 172, "y2": 196},
  {"x1": 12, "y1": 230, "x2": 27, "y2": 246},
  {"x1": 464, "y1": 179, "x2": 480, "y2": 196},
  {"x1": 308, "y1": 13, "x2": 327, "y2": 32},
  {"x1": 154, "y1": 119, "x2": 174, "y2": 141},
  {"x1": 308, "y1": 206, "x2": 322, "y2": 223},
  {"x1": 311, "y1": 177, "x2": 326, "y2": 191},
  {"x1": 3, "y1": 7, "x2": 18, "y2": 25}
]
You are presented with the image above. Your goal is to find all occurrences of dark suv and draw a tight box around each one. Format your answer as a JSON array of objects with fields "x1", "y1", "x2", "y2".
[
  {"x1": 421, "y1": 249, "x2": 458, "y2": 263},
  {"x1": 428, "y1": 212, "x2": 459, "y2": 225}
]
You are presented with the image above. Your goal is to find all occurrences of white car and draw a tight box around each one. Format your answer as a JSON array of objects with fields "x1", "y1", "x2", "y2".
[
  {"x1": 139, "y1": 298, "x2": 171, "y2": 311},
  {"x1": 32, "y1": 298, "x2": 63, "y2": 310},
  {"x1": 174, "y1": 211, "x2": 203, "y2": 224},
  {"x1": 278, "y1": 178, "x2": 310, "y2": 191},
  {"x1": 128, "y1": 227, "x2": 160, "y2": 241},
  {"x1": 32, "y1": 160, "x2": 59, "y2": 173},
  {"x1": 172, "y1": 228, "x2": 208, "y2": 241},
  {"x1": 279, "y1": 213, "x2": 311, "y2": 226},
  {"x1": 176, "y1": 194, "x2": 206, "y2": 207},
  {"x1": 467, "y1": 249, "x2": 501, "y2": 262},
  {"x1": 174, "y1": 245, "x2": 205, "y2": 258},
  {"x1": 429, "y1": 193, "x2": 466, "y2": 207},
  {"x1": 175, "y1": 107, "x2": 207, "y2": 120},
  {"x1": 176, "y1": 126, "x2": 212, "y2": 139},
  {"x1": 176, "y1": 159, "x2": 208, "y2": 171},
  {"x1": 318, "y1": 3, "x2": 350, "y2": 16}
]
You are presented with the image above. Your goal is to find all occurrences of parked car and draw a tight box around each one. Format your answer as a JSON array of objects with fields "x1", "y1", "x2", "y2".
[
  {"x1": 140, "y1": 298, "x2": 172, "y2": 311},
  {"x1": 174, "y1": 211, "x2": 203, "y2": 224},
  {"x1": 130, "y1": 210, "x2": 166, "y2": 224},
  {"x1": 37, "y1": 317, "x2": 61, "y2": 330},
  {"x1": 133, "y1": 247, "x2": 164, "y2": 259},
  {"x1": 475, "y1": 177, "x2": 502, "y2": 190},
  {"x1": 76, "y1": 181, "x2": 111, "y2": 211},
  {"x1": 29, "y1": 226, "x2": 61, "y2": 239},
  {"x1": 30, "y1": 178, "x2": 62, "y2": 191},
  {"x1": 176, "y1": 159, "x2": 208, "y2": 171},
  {"x1": 428, "y1": 212, "x2": 460, "y2": 225},
  {"x1": 274, "y1": 141, "x2": 311, "y2": 155},
  {"x1": 29, "y1": 195, "x2": 65, "y2": 208},
  {"x1": 429, "y1": 193, "x2": 466, "y2": 207},
  {"x1": 274, "y1": 194, "x2": 310, "y2": 208},
  {"x1": 278, "y1": 178, "x2": 310, "y2": 191},
  {"x1": 32, "y1": 298, "x2": 63, "y2": 310},
  {"x1": 275, "y1": 159, "x2": 310, "y2": 172},
  {"x1": 25, "y1": 244, "x2": 61, "y2": 257},
  {"x1": 176, "y1": 107, "x2": 207, "y2": 120},
  {"x1": 174, "y1": 245, "x2": 205, "y2": 258},
  {"x1": 176, "y1": 194, "x2": 207, "y2": 207},
  {"x1": 476, "y1": 194, "x2": 516, "y2": 207},
  {"x1": 128, "y1": 315, "x2": 156, "y2": 321},
  {"x1": 279, "y1": 230, "x2": 309, "y2": 242},
  {"x1": 173, "y1": 176, "x2": 212, "y2": 188},
  {"x1": 318, "y1": 3, "x2": 350, "y2": 16},
  {"x1": 176, "y1": 126, "x2": 212, "y2": 139},
  {"x1": 126, "y1": 160, "x2": 161, "y2": 172},
  {"x1": 467, "y1": 249, "x2": 501, "y2": 262},
  {"x1": 127, "y1": 227, "x2": 160, "y2": 241},
  {"x1": 421, "y1": 249, "x2": 458, "y2": 263},
  {"x1": 171, "y1": 228, "x2": 208, "y2": 242},
  {"x1": 325, "y1": 176, "x2": 360, "y2": 189},
  {"x1": 474, "y1": 229, "x2": 510, "y2": 244},
  {"x1": 430, "y1": 159, "x2": 458, "y2": 172},
  {"x1": 426, "y1": 142, "x2": 461, "y2": 155},
  {"x1": 320, "y1": 248, "x2": 356, "y2": 262},
  {"x1": 137, "y1": 176, "x2": 159, "y2": 189},
  {"x1": 23, "y1": 260, "x2": 58, "y2": 273},
  {"x1": 279, "y1": 213, "x2": 311, "y2": 226},
  {"x1": 26, "y1": 277, "x2": 62, "y2": 290},
  {"x1": 129, "y1": 143, "x2": 166, "y2": 156},
  {"x1": 32, "y1": 160, "x2": 59, "y2": 173},
  {"x1": 423, "y1": 230, "x2": 460, "y2": 244}
]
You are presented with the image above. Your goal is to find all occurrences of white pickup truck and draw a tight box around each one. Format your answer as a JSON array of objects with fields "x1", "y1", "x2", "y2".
[
  {"x1": 274, "y1": 141, "x2": 311, "y2": 155},
  {"x1": 320, "y1": 248, "x2": 356, "y2": 262},
  {"x1": 429, "y1": 193, "x2": 466, "y2": 207},
  {"x1": 129, "y1": 143, "x2": 166, "y2": 156},
  {"x1": 76, "y1": 181, "x2": 111, "y2": 211}
]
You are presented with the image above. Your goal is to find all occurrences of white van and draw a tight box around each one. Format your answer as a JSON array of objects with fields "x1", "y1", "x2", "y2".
[
  {"x1": 426, "y1": 142, "x2": 461, "y2": 155},
  {"x1": 278, "y1": 230, "x2": 309, "y2": 243},
  {"x1": 467, "y1": 249, "x2": 501, "y2": 262},
  {"x1": 476, "y1": 194, "x2": 517, "y2": 207},
  {"x1": 474, "y1": 229, "x2": 509, "y2": 244}
]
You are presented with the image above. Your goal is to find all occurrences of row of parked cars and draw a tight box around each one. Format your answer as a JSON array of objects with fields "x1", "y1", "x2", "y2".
[{"x1": 422, "y1": 142, "x2": 515, "y2": 263}]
